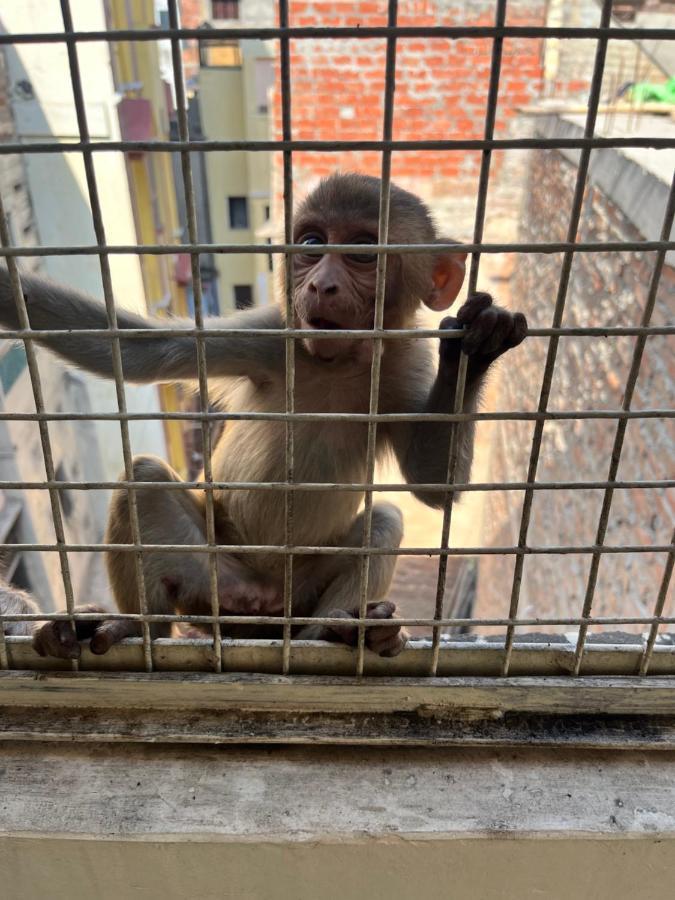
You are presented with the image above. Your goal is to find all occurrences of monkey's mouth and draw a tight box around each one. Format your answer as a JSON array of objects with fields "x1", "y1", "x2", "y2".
[
  {"x1": 300, "y1": 316, "x2": 354, "y2": 363},
  {"x1": 306, "y1": 316, "x2": 343, "y2": 330}
]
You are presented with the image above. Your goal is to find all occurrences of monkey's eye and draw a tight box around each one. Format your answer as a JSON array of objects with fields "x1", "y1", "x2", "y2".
[
  {"x1": 346, "y1": 236, "x2": 378, "y2": 264},
  {"x1": 297, "y1": 233, "x2": 325, "y2": 263}
]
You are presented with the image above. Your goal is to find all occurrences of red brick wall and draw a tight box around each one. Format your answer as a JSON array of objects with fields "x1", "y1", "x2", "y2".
[
  {"x1": 179, "y1": 0, "x2": 204, "y2": 84},
  {"x1": 273, "y1": 0, "x2": 545, "y2": 198},
  {"x1": 475, "y1": 147, "x2": 675, "y2": 632}
]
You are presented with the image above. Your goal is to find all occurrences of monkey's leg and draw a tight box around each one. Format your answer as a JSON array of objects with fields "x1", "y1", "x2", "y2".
[
  {"x1": 102, "y1": 454, "x2": 280, "y2": 653},
  {"x1": 32, "y1": 455, "x2": 280, "y2": 658},
  {"x1": 296, "y1": 501, "x2": 408, "y2": 657}
]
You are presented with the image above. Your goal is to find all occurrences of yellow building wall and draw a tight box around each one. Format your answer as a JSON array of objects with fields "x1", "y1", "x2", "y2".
[
  {"x1": 107, "y1": 0, "x2": 188, "y2": 476},
  {"x1": 199, "y1": 39, "x2": 274, "y2": 311}
]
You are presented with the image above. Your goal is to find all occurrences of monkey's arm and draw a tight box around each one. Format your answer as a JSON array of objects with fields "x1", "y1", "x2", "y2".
[
  {"x1": 387, "y1": 294, "x2": 527, "y2": 509},
  {"x1": 0, "y1": 268, "x2": 285, "y2": 382}
]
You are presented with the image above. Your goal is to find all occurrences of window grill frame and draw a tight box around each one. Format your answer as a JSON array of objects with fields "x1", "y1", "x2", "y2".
[{"x1": 0, "y1": 1, "x2": 672, "y2": 738}]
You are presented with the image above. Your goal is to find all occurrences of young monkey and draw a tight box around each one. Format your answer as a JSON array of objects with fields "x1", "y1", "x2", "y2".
[{"x1": 0, "y1": 173, "x2": 527, "y2": 659}]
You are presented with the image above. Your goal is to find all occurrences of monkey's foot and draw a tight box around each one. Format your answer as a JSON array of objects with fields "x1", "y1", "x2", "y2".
[
  {"x1": 323, "y1": 600, "x2": 409, "y2": 657},
  {"x1": 32, "y1": 605, "x2": 136, "y2": 659},
  {"x1": 217, "y1": 556, "x2": 283, "y2": 616}
]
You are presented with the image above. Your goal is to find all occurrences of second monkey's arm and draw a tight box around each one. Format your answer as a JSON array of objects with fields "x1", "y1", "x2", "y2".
[
  {"x1": 0, "y1": 267, "x2": 286, "y2": 382},
  {"x1": 387, "y1": 293, "x2": 527, "y2": 509}
]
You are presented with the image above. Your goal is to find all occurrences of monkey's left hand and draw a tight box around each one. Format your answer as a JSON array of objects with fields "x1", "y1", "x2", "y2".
[{"x1": 439, "y1": 292, "x2": 527, "y2": 376}]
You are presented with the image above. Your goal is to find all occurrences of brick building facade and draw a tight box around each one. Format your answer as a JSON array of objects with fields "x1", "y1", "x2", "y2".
[{"x1": 273, "y1": 0, "x2": 545, "y2": 202}]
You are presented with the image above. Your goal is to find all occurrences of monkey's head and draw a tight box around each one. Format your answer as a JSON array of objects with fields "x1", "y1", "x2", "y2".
[{"x1": 291, "y1": 172, "x2": 466, "y2": 364}]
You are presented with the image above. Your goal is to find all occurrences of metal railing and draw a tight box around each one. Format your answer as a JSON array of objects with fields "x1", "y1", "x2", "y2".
[{"x1": 0, "y1": 0, "x2": 673, "y2": 681}]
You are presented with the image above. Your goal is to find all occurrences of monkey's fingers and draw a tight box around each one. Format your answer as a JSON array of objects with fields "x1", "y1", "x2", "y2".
[
  {"x1": 508, "y1": 312, "x2": 528, "y2": 348},
  {"x1": 32, "y1": 620, "x2": 81, "y2": 660},
  {"x1": 462, "y1": 306, "x2": 528, "y2": 359},
  {"x1": 368, "y1": 626, "x2": 409, "y2": 658},
  {"x1": 462, "y1": 305, "x2": 502, "y2": 355},
  {"x1": 439, "y1": 315, "x2": 460, "y2": 332},
  {"x1": 455, "y1": 292, "x2": 493, "y2": 325}
]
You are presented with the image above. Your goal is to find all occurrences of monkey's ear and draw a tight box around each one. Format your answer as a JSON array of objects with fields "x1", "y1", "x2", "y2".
[{"x1": 425, "y1": 250, "x2": 467, "y2": 311}]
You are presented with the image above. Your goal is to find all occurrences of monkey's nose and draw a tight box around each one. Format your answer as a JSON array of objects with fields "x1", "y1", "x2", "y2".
[{"x1": 309, "y1": 278, "x2": 338, "y2": 297}]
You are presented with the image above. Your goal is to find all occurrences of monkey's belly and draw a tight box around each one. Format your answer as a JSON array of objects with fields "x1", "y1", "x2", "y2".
[{"x1": 213, "y1": 421, "x2": 367, "y2": 577}]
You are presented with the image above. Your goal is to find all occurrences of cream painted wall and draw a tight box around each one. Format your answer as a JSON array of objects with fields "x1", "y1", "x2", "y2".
[
  {"x1": 2, "y1": 836, "x2": 674, "y2": 900},
  {"x1": 201, "y1": 66, "x2": 253, "y2": 309},
  {"x1": 199, "y1": 37, "x2": 273, "y2": 310}
]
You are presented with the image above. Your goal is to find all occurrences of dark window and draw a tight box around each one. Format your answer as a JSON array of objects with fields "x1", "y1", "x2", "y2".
[
  {"x1": 212, "y1": 0, "x2": 239, "y2": 18},
  {"x1": 234, "y1": 285, "x2": 253, "y2": 309},
  {"x1": 264, "y1": 205, "x2": 270, "y2": 220},
  {"x1": 228, "y1": 197, "x2": 249, "y2": 229},
  {"x1": 266, "y1": 237, "x2": 273, "y2": 272}
]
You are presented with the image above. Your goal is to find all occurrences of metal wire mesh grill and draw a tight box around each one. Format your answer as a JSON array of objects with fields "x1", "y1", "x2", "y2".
[{"x1": 0, "y1": 0, "x2": 673, "y2": 680}]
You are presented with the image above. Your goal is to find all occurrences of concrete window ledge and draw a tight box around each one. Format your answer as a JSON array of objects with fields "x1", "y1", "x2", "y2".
[
  {"x1": 1, "y1": 671, "x2": 674, "y2": 899},
  {"x1": 0, "y1": 742, "x2": 674, "y2": 900}
]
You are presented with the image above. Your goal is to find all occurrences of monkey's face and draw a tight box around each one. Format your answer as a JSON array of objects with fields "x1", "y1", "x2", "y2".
[
  {"x1": 292, "y1": 218, "x2": 384, "y2": 364},
  {"x1": 290, "y1": 174, "x2": 467, "y2": 365}
]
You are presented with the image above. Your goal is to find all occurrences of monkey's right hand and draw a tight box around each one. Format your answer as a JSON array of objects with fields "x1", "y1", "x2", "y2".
[{"x1": 439, "y1": 291, "x2": 528, "y2": 376}]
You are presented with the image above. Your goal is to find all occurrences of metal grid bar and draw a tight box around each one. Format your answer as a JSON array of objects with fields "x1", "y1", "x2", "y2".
[
  {"x1": 355, "y1": 0, "x2": 398, "y2": 676},
  {"x1": 0, "y1": 478, "x2": 670, "y2": 494},
  {"x1": 5, "y1": 542, "x2": 669, "y2": 557},
  {"x1": 502, "y1": 0, "x2": 614, "y2": 677},
  {"x1": 1, "y1": 24, "x2": 674, "y2": 43},
  {"x1": 3, "y1": 611, "x2": 675, "y2": 630},
  {"x1": 3, "y1": 325, "x2": 674, "y2": 339},
  {"x1": 0, "y1": 5, "x2": 670, "y2": 679},
  {"x1": 3, "y1": 137, "x2": 675, "y2": 155},
  {"x1": 2, "y1": 137, "x2": 675, "y2": 155},
  {"x1": 279, "y1": 0, "x2": 295, "y2": 675},
  {"x1": 3, "y1": 240, "x2": 675, "y2": 257},
  {"x1": 167, "y1": 0, "x2": 222, "y2": 672},
  {"x1": 430, "y1": 0, "x2": 506, "y2": 677},
  {"x1": 59, "y1": 0, "x2": 153, "y2": 672},
  {"x1": 573, "y1": 171, "x2": 675, "y2": 675},
  {"x1": 0, "y1": 408, "x2": 672, "y2": 424}
]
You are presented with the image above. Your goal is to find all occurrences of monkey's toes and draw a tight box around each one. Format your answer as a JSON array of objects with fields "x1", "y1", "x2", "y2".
[
  {"x1": 372, "y1": 627, "x2": 409, "y2": 657},
  {"x1": 89, "y1": 623, "x2": 122, "y2": 654},
  {"x1": 33, "y1": 620, "x2": 81, "y2": 660},
  {"x1": 364, "y1": 601, "x2": 408, "y2": 657}
]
